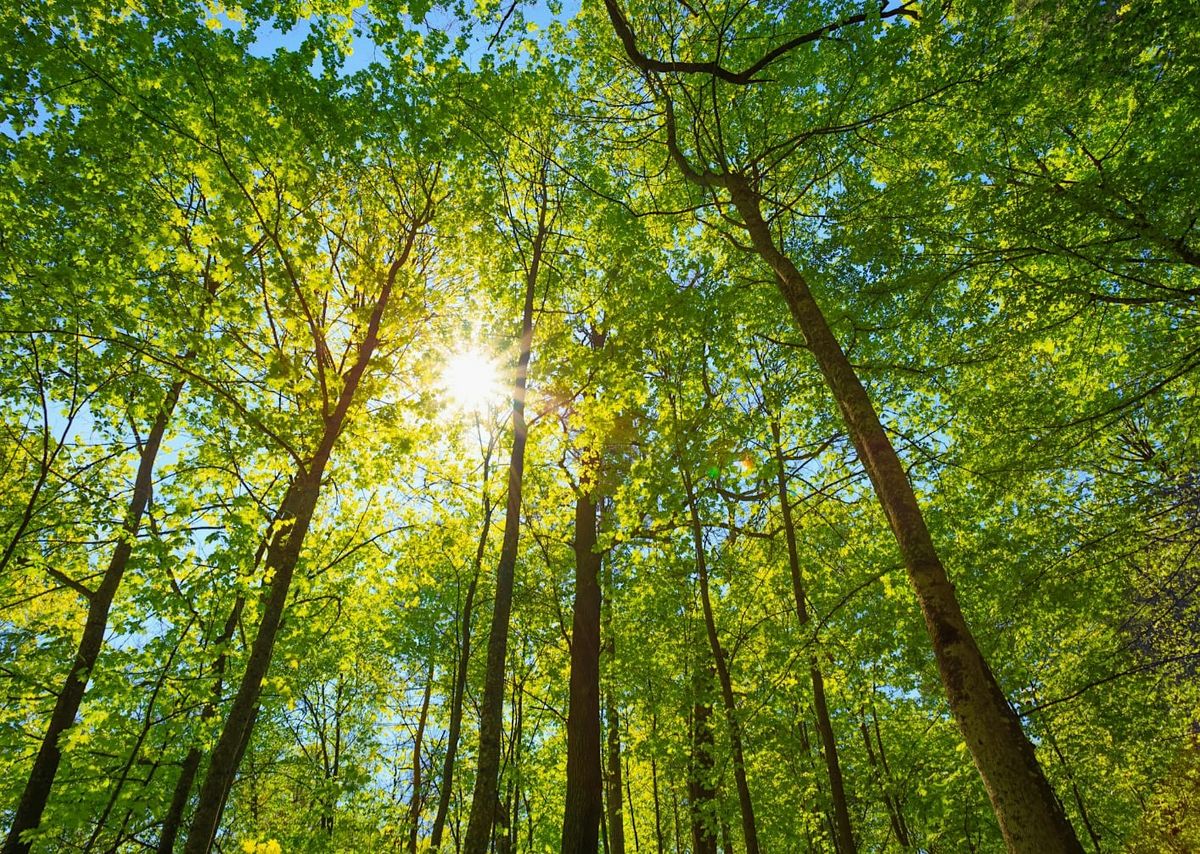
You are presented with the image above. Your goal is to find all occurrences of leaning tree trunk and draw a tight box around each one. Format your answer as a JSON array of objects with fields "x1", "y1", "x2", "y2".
[
  {"x1": 600, "y1": 11, "x2": 1080, "y2": 843},
  {"x1": 4, "y1": 378, "x2": 184, "y2": 854},
  {"x1": 181, "y1": 232, "x2": 416, "y2": 853},
  {"x1": 462, "y1": 200, "x2": 546, "y2": 854},
  {"x1": 724, "y1": 175, "x2": 1081, "y2": 853},
  {"x1": 681, "y1": 467, "x2": 761, "y2": 854},
  {"x1": 769, "y1": 419, "x2": 857, "y2": 853},
  {"x1": 160, "y1": 502, "x2": 283, "y2": 854},
  {"x1": 562, "y1": 453, "x2": 604, "y2": 854}
]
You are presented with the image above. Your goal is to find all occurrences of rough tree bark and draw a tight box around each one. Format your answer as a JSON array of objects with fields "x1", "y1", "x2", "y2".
[
  {"x1": 604, "y1": 692, "x2": 626, "y2": 854},
  {"x1": 602, "y1": 540, "x2": 626, "y2": 854},
  {"x1": 601, "y1": 5, "x2": 1084, "y2": 846}
]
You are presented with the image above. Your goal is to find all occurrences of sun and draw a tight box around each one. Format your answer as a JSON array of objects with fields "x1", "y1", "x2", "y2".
[{"x1": 441, "y1": 349, "x2": 504, "y2": 412}]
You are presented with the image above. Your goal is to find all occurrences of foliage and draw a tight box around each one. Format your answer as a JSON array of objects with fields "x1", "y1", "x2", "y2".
[{"x1": 1, "y1": 0, "x2": 1197, "y2": 851}]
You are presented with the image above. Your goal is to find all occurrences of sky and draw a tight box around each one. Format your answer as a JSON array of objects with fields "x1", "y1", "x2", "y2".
[{"x1": 244, "y1": 0, "x2": 584, "y2": 78}]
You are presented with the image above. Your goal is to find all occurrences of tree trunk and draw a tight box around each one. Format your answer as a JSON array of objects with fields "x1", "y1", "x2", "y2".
[
  {"x1": 605, "y1": 693, "x2": 627, "y2": 854},
  {"x1": 408, "y1": 669, "x2": 434, "y2": 854},
  {"x1": 4, "y1": 378, "x2": 184, "y2": 854},
  {"x1": 462, "y1": 200, "x2": 546, "y2": 854},
  {"x1": 681, "y1": 467, "x2": 760, "y2": 854},
  {"x1": 562, "y1": 462, "x2": 604, "y2": 854},
  {"x1": 859, "y1": 714, "x2": 909, "y2": 849},
  {"x1": 725, "y1": 175, "x2": 1082, "y2": 853},
  {"x1": 651, "y1": 723, "x2": 665, "y2": 854},
  {"x1": 769, "y1": 419, "x2": 856, "y2": 854},
  {"x1": 430, "y1": 467, "x2": 493, "y2": 851},
  {"x1": 159, "y1": 578, "x2": 256, "y2": 854},
  {"x1": 182, "y1": 233, "x2": 412, "y2": 852},
  {"x1": 625, "y1": 754, "x2": 640, "y2": 852},
  {"x1": 688, "y1": 667, "x2": 719, "y2": 854}
]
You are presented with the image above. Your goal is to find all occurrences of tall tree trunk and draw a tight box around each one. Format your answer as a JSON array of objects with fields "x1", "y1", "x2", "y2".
[
  {"x1": 651, "y1": 715, "x2": 665, "y2": 854},
  {"x1": 4, "y1": 378, "x2": 184, "y2": 854},
  {"x1": 681, "y1": 467, "x2": 761, "y2": 854},
  {"x1": 156, "y1": 507, "x2": 284, "y2": 854},
  {"x1": 602, "y1": 544, "x2": 626, "y2": 854},
  {"x1": 182, "y1": 231, "x2": 415, "y2": 853},
  {"x1": 180, "y1": 441, "x2": 330, "y2": 853},
  {"x1": 769, "y1": 419, "x2": 856, "y2": 853},
  {"x1": 859, "y1": 713, "x2": 909, "y2": 849},
  {"x1": 157, "y1": 596, "x2": 245, "y2": 854},
  {"x1": 671, "y1": 786, "x2": 683, "y2": 854},
  {"x1": 625, "y1": 754, "x2": 640, "y2": 852},
  {"x1": 723, "y1": 175, "x2": 1082, "y2": 853},
  {"x1": 430, "y1": 459, "x2": 494, "y2": 851},
  {"x1": 605, "y1": 693, "x2": 627, "y2": 854},
  {"x1": 688, "y1": 667, "x2": 719, "y2": 854},
  {"x1": 562, "y1": 457, "x2": 604, "y2": 854},
  {"x1": 408, "y1": 669, "x2": 434, "y2": 854},
  {"x1": 462, "y1": 198, "x2": 546, "y2": 854}
]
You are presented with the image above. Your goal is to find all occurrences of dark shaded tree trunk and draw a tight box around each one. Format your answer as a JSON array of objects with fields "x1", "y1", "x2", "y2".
[
  {"x1": 409, "y1": 670, "x2": 434, "y2": 854},
  {"x1": 688, "y1": 667, "x2": 719, "y2": 854},
  {"x1": 768, "y1": 419, "x2": 856, "y2": 853},
  {"x1": 602, "y1": 547, "x2": 626, "y2": 854},
  {"x1": 605, "y1": 693, "x2": 627, "y2": 854},
  {"x1": 859, "y1": 712, "x2": 909, "y2": 849},
  {"x1": 462, "y1": 190, "x2": 547, "y2": 854},
  {"x1": 625, "y1": 754, "x2": 640, "y2": 852},
  {"x1": 562, "y1": 460, "x2": 604, "y2": 854},
  {"x1": 681, "y1": 467, "x2": 760, "y2": 854},
  {"x1": 721, "y1": 175, "x2": 1082, "y2": 853},
  {"x1": 651, "y1": 716, "x2": 664, "y2": 854},
  {"x1": 4, "y1": 378, "x2": 184, "y2": 854}
]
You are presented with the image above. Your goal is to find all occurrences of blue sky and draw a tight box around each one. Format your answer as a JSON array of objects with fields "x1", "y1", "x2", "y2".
[{"x1": 244, "y1": 0, "x2": 583, "y2": 78}]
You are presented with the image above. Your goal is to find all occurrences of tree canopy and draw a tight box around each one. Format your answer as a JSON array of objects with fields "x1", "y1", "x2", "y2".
[{"x1": 1, "y1": 0, "x2": 1197, "y2": 851}]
